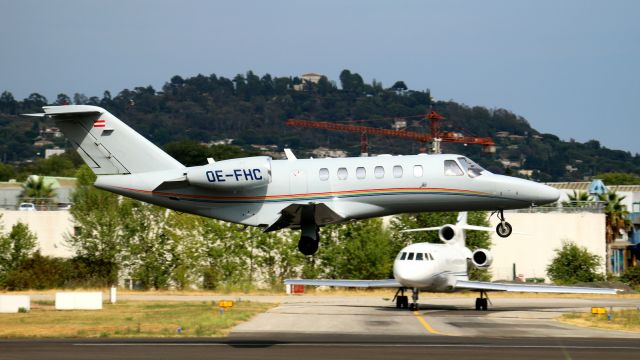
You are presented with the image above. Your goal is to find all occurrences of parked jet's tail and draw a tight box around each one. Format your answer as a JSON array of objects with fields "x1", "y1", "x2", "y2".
[{"x1": 23, "y1": 105, "x2": 184, "y2": 175}]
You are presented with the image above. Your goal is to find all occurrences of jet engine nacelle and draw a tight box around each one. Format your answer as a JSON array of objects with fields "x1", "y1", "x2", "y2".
[
  {"x1": 438, "y1": 225, "x2": 458, "y2": 243},
  {"x1": 186, "y1": 156, "x2": 272, "y2": 190},
  {"x1": 471, "y1": 249, "x2": 493, "y2": 269}
]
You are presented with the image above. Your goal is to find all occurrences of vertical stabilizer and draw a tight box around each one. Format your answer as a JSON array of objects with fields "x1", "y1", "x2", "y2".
[{"x1": 41, "y1": 105, "x2": 183, "y2": 175}]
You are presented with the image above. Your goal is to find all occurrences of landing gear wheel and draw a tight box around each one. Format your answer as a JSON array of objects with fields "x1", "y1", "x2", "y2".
[
  {"x1": 409, "y1": 303, "x2": 418, "y2": 311},
  {"x1": 396, "y1": 295, "x2": 409, "y2": 309},
  {"x1": 475, "y1": 293, "x2": 489, "y2": 311},
  {"x1": 496, "y1": 222, "x2": 512, "y2": 238},
  {"x1": 298, "y1": 236, "x2": 319, "y2": 256}
]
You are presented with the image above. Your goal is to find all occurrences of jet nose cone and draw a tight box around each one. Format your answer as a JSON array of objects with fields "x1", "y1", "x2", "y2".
[{"x1": 533, "y1": 183, "x2": 560, "y2": 205}]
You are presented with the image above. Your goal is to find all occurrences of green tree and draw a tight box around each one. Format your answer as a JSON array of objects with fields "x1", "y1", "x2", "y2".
[
  {"x1": 19, "y1": 176, "x2": 56, "y2": 207},
  {"x1": 318, "y1": 218, "x2": 393, "y2": 279},
  {"x1": 546, "y1": 241, "x2": 604, "y2": 284},
  {"x1": 123, "y1": 202, "x2": 177, "y2": 290},
  {"x1": 598, "y1": 191, "x2": 632, "y2": 274},
  {"x1": 66, "y1": 165, "x2": 129, "y2": 284},
  {"x1": 596, "y1": 172, "x2": 640, "y2": 185},
  {"x1": 561, "y1": 190, "x2": 592, "y2": 208},
  {"x1": 0, "y1": 162, "x2": 16, "y2": 181},
  {"x1": 0, "y1": 221, "x2": 37, "y2": 286}
]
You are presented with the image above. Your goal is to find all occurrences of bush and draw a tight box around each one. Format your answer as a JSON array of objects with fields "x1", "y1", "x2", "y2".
[
  {"x1": 621, "y1": 266, "x2": 640, "y2": 288},
  {"x1": 3, "y1": 253, "x2": 116, "y2": 290},
  {"x1": 546, "y1": 242, "x2": 605, "y2": 284}
]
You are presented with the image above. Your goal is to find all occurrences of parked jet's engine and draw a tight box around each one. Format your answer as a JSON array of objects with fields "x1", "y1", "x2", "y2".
[
  {"x1": 186, "y1": 156, "x2": 272, "y2": 190},
  {"x1": 471, "y1": 249, "x2": 493, "y2": 269},
  {"x1": 438, "y1": 225, "x2": 457, "y2": 243}
]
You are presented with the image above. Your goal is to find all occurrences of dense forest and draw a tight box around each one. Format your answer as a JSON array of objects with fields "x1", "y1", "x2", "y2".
[{"x1": 1, "y1": 69, "x2": 639, "y2": 182}]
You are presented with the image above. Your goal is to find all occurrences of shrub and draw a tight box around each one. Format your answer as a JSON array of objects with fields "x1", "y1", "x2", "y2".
[
  {"x1": 546, "y1": 241, "x2": 605, "y2": 284},
  {"x1": 621, "y1": 266, "x2": 640, "y2": 288}
]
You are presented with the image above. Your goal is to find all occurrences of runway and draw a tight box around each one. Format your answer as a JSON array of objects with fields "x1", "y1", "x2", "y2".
[
  {"x1": 1, "y1": 335, "x2": 640, "y2": 360},
  {"x1": 2, "y1": 294, "x2": 639, "y2": 359}
]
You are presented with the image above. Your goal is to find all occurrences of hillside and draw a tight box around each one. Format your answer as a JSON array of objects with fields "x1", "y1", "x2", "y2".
[{"x1": 1, "y1": 70, "x2": 639, "y2": 182}]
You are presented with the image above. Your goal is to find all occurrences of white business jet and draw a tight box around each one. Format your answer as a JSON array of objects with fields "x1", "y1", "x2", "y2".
[
  {"x1": 285, "y1": 213, "x2": 618, "y2": 310},
  {"x1": 24, "y1": 106, "x2": 560, "y2": 255}
]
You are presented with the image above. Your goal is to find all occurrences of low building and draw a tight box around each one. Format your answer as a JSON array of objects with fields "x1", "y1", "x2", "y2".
[
  {"x1": 0, "y1": 210, "x2": 74, "y2": 258},
  {"x1": 489, "y1": 210, "x2": 606, "y2": 282},
  {"x1": 548, "y1": 180, "x2": 640, "y2": 275}
]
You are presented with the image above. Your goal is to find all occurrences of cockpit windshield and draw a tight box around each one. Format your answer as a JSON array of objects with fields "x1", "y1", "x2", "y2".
[{"x1": 457, "y1": 157, "x2": 487, "y2": 178}]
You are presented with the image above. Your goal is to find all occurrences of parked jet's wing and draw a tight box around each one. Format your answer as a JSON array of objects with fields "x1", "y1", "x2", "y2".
[
  {"x1": 285, "y1": 279, "x2": 402, "y2": 288},
  {"x1": 454, "y1": 280, "x2": 620, "y2": 295}
]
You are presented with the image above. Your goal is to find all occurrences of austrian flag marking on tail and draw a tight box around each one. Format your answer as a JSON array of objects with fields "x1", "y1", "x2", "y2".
[{"x1": 93, "y1": 119, "x2": 106, "y2": 128}]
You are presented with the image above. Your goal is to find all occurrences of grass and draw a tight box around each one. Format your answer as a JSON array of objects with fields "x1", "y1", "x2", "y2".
[
  {"x1": 559, "y1": 309, "x2": 640, "y2": 332},
  {"x1": 0, "y1": 300, "x2": 275, "y2": 338}
]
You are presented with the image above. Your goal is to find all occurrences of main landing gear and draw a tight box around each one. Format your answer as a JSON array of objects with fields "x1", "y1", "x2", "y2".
[
  {"x1": 298, "y1": 206, "x2": 320, "y2": 256},
  {"x1": 394, "y1": 288, "x2": 419, "y2": 310},
  {"x1": 298, "y1": 226, "x2": 319, "y2": 256},
  {"x1": 494, "y1": 209, "x2": 513, "y2": 238},
  {"x1": 475, "y1": 291, "x2": 489, "y2": 311}
]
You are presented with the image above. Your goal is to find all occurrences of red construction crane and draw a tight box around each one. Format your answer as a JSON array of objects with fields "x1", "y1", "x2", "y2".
[{"x1": 286, "y1": 111, "x2": 496, "y2": 155}]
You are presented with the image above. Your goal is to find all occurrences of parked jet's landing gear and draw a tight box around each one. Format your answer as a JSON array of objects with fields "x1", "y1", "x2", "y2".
[
  {"x1": 494, "y1": 209, "x2": 513, "y2": 238},
  {"x1": 394, "y1": 288, "x2": 409, "y2": 309},
  {"x1": 409, "y1": 288, "x2": 420, "y2": 311},
  {"x1": 475, "y1": 291, "x2": 489, "y2": 311},
  {"x1": 298, "y1": 225, "x2": 320, "y2": 256}
]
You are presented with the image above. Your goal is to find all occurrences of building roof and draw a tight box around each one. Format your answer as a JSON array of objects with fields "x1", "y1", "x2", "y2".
[{"x1": 548, "y1": 181, "x2": 640, "y2": 192}]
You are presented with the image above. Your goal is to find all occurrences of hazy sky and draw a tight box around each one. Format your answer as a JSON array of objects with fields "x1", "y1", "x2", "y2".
[{"x1": 2, "y1": 0, "x2": 639, "y2": 154}]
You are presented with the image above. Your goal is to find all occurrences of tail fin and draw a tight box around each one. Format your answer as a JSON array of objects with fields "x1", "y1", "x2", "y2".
[
  {"x1": 38, "y1": 105, "x2": 183, "y2": 175},
  {"x1": 455, "y1": 212, "x2": 468, "y2": 226}
]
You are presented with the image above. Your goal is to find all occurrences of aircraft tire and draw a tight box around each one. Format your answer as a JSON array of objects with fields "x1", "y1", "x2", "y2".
[
  {"x1": 496, "y1": 222, "x2": 513, "y2": 238},
  {"x1": 298, "y1": 236, "x2": 319, "y2": 256}
]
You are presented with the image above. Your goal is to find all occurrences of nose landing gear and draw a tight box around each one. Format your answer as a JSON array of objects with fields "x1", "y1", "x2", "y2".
[{"x1": 494, "y1": 209, "x2": 513, "y2": 238}]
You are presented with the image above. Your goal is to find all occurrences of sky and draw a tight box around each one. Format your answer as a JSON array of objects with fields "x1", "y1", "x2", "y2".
[{"x1": 1, "y1": 0, "x2": 639, "y2": 154}]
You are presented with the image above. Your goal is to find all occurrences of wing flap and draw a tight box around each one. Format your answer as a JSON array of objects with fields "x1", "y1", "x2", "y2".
[
  {"x1": 285, "y1": 279, "x2": 401, "y2": 288},
  {"x1": 455, "y1": 280, "x2": 619, "y2": 295}
]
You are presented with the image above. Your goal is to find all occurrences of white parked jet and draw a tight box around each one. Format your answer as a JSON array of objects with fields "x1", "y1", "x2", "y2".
[
  {"x1": 286, "y1": 213, "x2": 619, "y2": 310},
  {"x1": 25, "y1": 106, "x2": 560, "y2": 255}
]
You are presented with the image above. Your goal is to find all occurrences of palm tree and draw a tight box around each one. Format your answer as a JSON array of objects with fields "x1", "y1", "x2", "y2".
[
  {"x1": 562, "y1": 190, "x2": 592, "y2": 208},
  {"x1": 598, "y1": 191, "x2": 632, "y2": 274},
  {"x1": 19, "y1": 175, "x2": 56, "y2": 208}
]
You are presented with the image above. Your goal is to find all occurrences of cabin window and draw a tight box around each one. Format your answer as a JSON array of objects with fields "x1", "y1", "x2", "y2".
[
  {"x1": 393, "y1": 165, "x2": 403, "y2": 178},
  {"x1": 374, "y1": 166, "x2": 385, "y2": 179},
  {"x1": 337, "y1": 167, "x2": 348, "y2": 180},
  {"x1": 429, "y1": 253, "x2": 434, "y2": 260},
  {"x1": 319, "y1": 168, "x2": 329, "y2": 181},
  {"x1": 400, "y1": 252, "x2": 407, "y2": 260},
  {"x1": 413, "y1": 165, "x2": 423, "y2": 177},
  {"x1": 356, "y1": 167, "x2": 366, "y2": 179},
  {"x1": 407, "y1": 252, "x2": 415, "y2": 260},
  {"x1": 416, "y1": 253, "x2": 424, "y2": 261},
  {"x1": 424, "y1": 253, "x2": 430, "y2": 260},
  {"x1": 444, "y1": 160, "x2": 464, "y2": 176}
]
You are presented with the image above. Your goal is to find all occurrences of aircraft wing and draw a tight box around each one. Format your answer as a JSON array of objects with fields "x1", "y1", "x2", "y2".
[
  {"x1": 454, "y1": 280, "x2": 619, "y2": 295},
  {"x1": 265, "y1": 203, "x2": 344, "y2": 232},
  {"x1": 285, "y1": 279, "x2": 402, "y2": 288}
]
